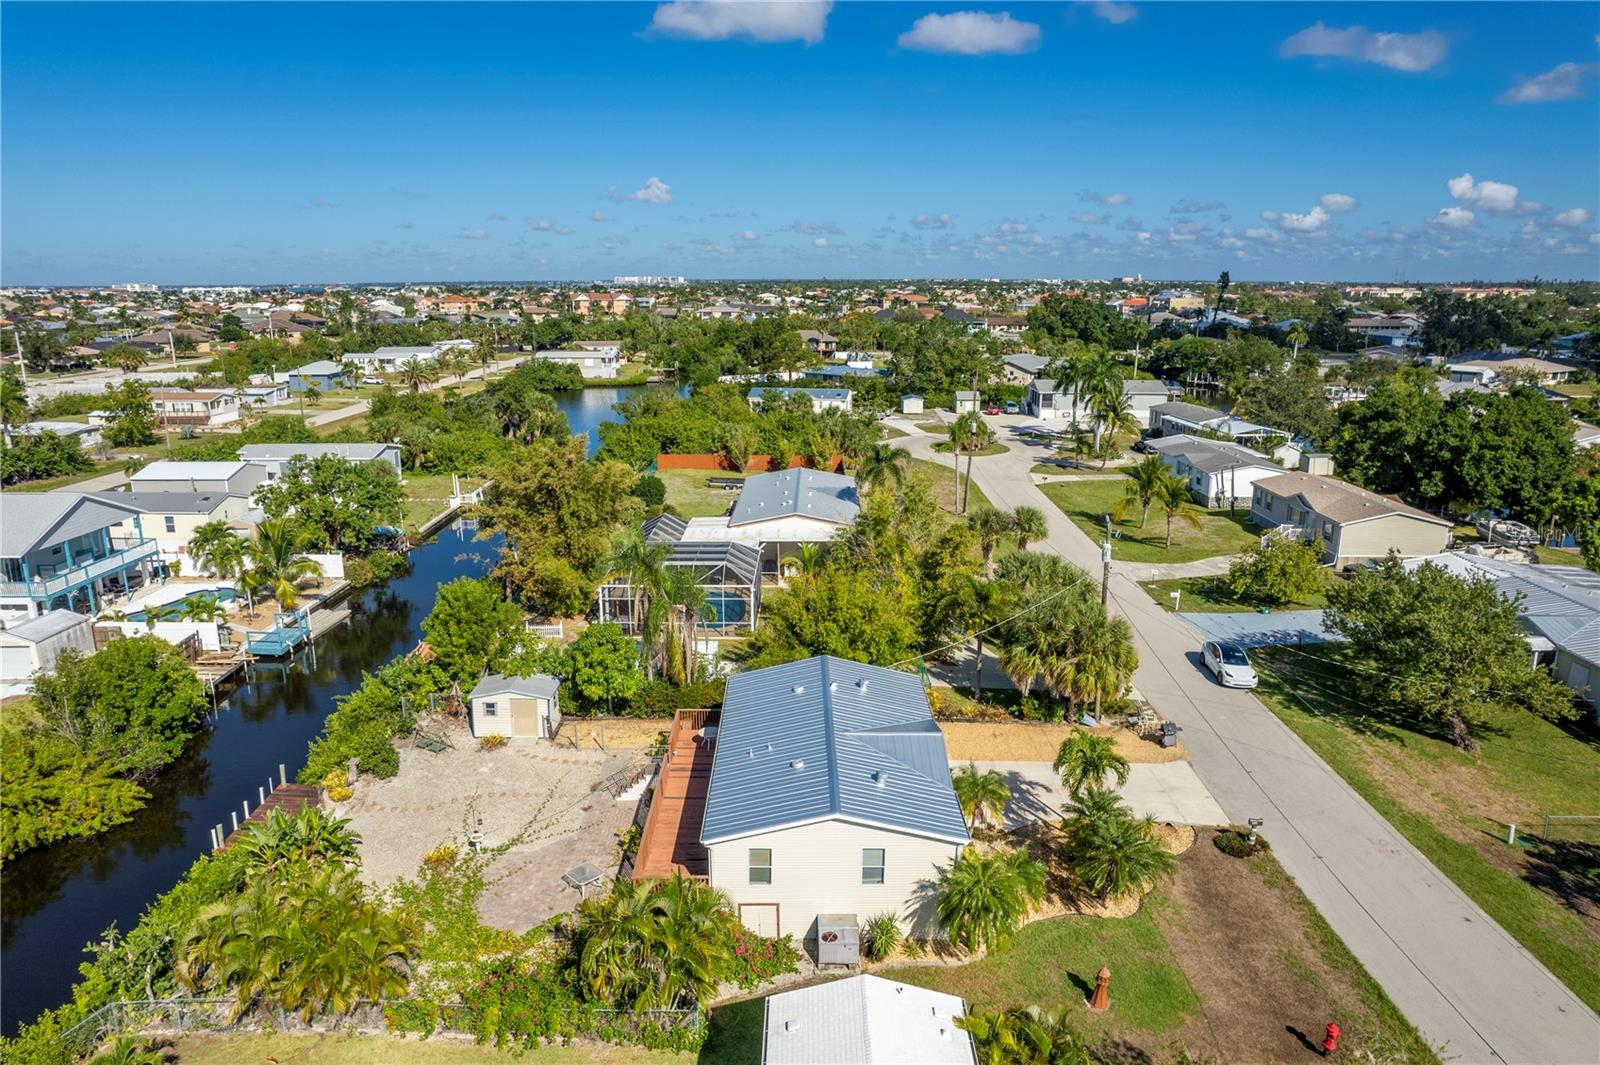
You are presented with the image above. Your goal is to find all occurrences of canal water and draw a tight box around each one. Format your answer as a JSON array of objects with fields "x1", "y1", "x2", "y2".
[
  {"x1": 1, "y1": 382, "x2": 669, "y2": 1034},
  {"x1": 1, "y1": 523, "x2": 501, "y2": 1035}
]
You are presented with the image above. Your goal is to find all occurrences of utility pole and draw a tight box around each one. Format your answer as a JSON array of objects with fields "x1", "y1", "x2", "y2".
[{"x1": 1101, "y1": 514, "x2": 1113, "y2": 607}]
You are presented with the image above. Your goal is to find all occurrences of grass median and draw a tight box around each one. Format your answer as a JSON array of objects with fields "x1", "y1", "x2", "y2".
[{"x1": 1039, "y1": 476, "x2": 1259, "y2": 564}]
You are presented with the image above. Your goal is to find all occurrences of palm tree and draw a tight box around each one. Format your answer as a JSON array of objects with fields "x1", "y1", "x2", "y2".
[
  {"x1": 1069, "y1": 812, "x2": 1177, "y2": 901},
  {"x1": 475, "y1": 335, "x2": 496, "y2": 381},
  {"x1": 1060, "y1": 784, "x2": 1128, "y2": 847},
  {"x1": 236, "y1": 807, "x2": 361, "y2": 872},
  {"x1": 180, "y1": 595, "x2": 228, "y2": 625},
  {"x1": 603, "y1": 527, "x2": 672, "y2": 678},
  {"x1": 1286, "y1": 321, "x2": 1310, "y2": 360},
  {"x1": 1062, "y1": 613, "x2": 1137, "y2": 717},
  {"x1": 855, "y1": 441, "x2": 911, "y2": 493},
  {"x1": 394, "y1": 357, "x2": 438, "y2": 393},
  {"x1": 0, "y1": 369, "x2": 27, "y2": 433},
  {"x1": 1043, "y1": 351, "x2": 1091, "y2": 455},
  {"x1": 141, "y1": 600, "x2": 182, "y2": 631},
  {"x1": 1010, "y1": 505, "x2": 1047, "y2": 552},
  {"x1": 782, "y1": 542, "x2": 825, "y2": 579},
  {"x1": 660, "y1": 564, "x2": 709, "y2": 685},
  {"x1": 935, "y1": 848, "x2": 1047, "y2": 953},
  {"x1": 967, "y1": 507, "x2": 1014, "y2": 578},
  {"x1": 1087, "y1": 388, "x2": 1139, "y2": 466},
  {"x1": 1153, "y1": 473, "x2": 1203, "y2": 549},
  {"x1": 1112, "y1": 455, "x2": 1171, "y2": 529},
  {"x1": 90, "y1": 1038, "x2": 166, "y2": 1065},
  {"x1": 188, "y1": 520, "x2": 243, "y2": 578},
  {"x1": 952, "y1": 764, "x2": 1012, "y2": 831},
  {"x1": 1053, "y1": 731, "x2": 1130, "y2": 798},
  {"x1": 303, "y1": 382, "x2": 322, "y2": 407},
  {"x1": 236, "y1": 568, "x2": 269, "y2": 620},
  {"x1": 246, "y1": 518, "x2": 324, "y2": 609},
  {"x1": 339, "y1": 357, "x2": 361, "y2": 388}
]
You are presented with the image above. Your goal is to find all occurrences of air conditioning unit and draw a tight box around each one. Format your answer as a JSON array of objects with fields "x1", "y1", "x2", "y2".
[{"x1": 816, "y1": 914, "x2": 860, "y2": 966}]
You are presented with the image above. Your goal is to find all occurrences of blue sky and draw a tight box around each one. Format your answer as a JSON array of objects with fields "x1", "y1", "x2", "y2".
[{"x1": 3, "y1": 2, "x2": 1598, "y2": 284}]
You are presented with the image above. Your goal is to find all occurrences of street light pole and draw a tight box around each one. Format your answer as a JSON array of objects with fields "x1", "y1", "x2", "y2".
[{"x1": 1101, "y1": 514, "x2": 1113, "y2": 607}]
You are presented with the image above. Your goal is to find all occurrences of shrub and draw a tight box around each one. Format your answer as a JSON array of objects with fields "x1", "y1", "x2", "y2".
[
  {"x1": 1226, "y1": 536, "x2": 1325, "y2": 606},
  {"x1": 626, "y1": 678, "x2": 726, "y2": 717},
  {"x1": 1212, "y1": 826, "x2": 1270, "y2": 859},
  {"x1": 422, "y1": 843, "x2": 458, "y2": 869},
  {"x1": 478, "y1": 734, "x2": 508, "y2": 751},
  {"x1": 321, "y1": 769, "x2": 353, "y2": 803},
  {"x1": 632, "y1": 474, "x2": 666, "y2": 506},
  {"x1": 862, "y1": 912, "x2": 902, "y2": 962},
  {"x1": 727, "y1": 929, "x2": 802, "y2": 990},
  {"x1": 617, "y1": 824, "x2": 642, "y2": 857}
]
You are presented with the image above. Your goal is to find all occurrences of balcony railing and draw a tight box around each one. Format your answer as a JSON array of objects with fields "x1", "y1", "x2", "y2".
[{"x1": 0, "y1": 538, "x2": 159, "y2": 599}]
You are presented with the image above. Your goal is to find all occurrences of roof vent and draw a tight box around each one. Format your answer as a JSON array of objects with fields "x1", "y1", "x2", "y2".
[
  {"x1": 829, "y1": 681, "x2": 837, "y2": 691},
  {"x1": 873, "y1": 770, "x2": 888, "y2": 788},
  {"x1": 784, "y1": 1020, "x2": 801, "y2": 1034},
  {"x1": 791, "y1": 759, "x2": 805, "y2": 772},
  {"x1": 855, "y1": 678, "x2": 869, "y2": 690},
  {"x1": 792, "y1": 684, "x2": 805, "y2": 695}
]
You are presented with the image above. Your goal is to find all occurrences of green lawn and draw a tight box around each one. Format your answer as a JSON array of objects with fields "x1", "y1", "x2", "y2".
[
  {"x1": 885, "y1": 895, "x2": 1197, "y2": 1035},
  {"x1": 656, "y1": 467, "x2": 746, "y2": 518},
  {"x1": 1039, "y1": 477, "x2": 1260, "y2": 564},
  {"x1": 401, "y1": 472, "x2": 487, "y2": 532},
  {"x1": 908, "y1": 457, "x2": 991, "y2": 514},
  {"x1": 172, "y1": 1033, "x2": 682, "y2": 1064},
  {"x1": 1030, "y1": 462, "x2": 1123, "y2": 476},
  {"x1": 1253, "y1": 646, "x2": 1600, "y2": 1012},
  {"x1": 1139, "y1": 572, "x2": 1336, "y2": 613},
  {"x1": 915, "y1": 420, "x2": 950, "y2": 435},
  {"x1": 6, "y1": 458, "x2": 124, "y2": 492},
  {"x1": 880, "y1": 425, "x2": 908, "y2": 440},
  {"x1": 931, "y1": 440, "x2": 1009, "y2": 457}
]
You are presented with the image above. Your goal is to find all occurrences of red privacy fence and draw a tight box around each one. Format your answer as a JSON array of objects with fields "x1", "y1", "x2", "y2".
[{"x1": 654, "y1": 453, "x2": 844, "y2": 472}]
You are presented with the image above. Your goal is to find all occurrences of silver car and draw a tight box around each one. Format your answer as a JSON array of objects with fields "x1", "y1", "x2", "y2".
[{"x1": 1202, "y1": 641, "x2": 1259, "y2": 689}]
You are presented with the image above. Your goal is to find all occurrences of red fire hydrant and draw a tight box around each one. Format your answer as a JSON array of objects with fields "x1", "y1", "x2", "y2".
[{"x1": 1321, "y1": 1022, "x2": 1341, "y2": 1057}]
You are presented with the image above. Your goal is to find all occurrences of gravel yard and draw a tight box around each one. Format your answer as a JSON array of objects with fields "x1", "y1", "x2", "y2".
[{"x1": 939, "y1": 721, "x2": 1187, "y2": 764}]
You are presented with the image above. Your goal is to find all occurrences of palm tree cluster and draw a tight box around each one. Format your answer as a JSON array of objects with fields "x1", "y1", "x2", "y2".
[
  {"x1": 1113, "y1": 456, "x2": 1202, "y2": 548},
  {"x1": 958, "y1": 1005, "x2": 1100, "y2": 1065},
  {"x1": 966, "y1": 505, "x2": 1049, "y2": 577},
  {"x1": 935, "y1": 847, "x2": 1048, "y2": 954},
  {"x1": 1040, "y1": 346, "x2": 1134, "y2": 465},
  {"x1": 603, "y1": 527, "x2": 710, "y2": 684},
  {"x1": 1052, "y1": 731, "x2": 1130, "y2": 798},
  {"x1": 854, "y1": 441, "x2": 912, "y2": 493},
  {"x1": 179, "y1": 809, "x2": 410, "y2": 1022},
  {"x1": 187, "y1": 517, "x2": 324, "y2": 615},
  {"x1": 1062, "y1": 786, "x2": 1177, "y2": 903},
  {"x1": 992, "y1": 554, "x2": 1138, "y2": 716},
  {"x1": 574, "y1": 874, "x2": 739, "y2": 1011}
]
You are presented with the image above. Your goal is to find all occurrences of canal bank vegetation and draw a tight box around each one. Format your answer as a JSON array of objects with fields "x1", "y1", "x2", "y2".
[{"x1": 0, "y1": 637, "x2": 208, "y2": 862}]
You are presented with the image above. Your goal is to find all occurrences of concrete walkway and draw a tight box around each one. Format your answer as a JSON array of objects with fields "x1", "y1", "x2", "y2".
[
  {"x1": 892, "y1": 414, "x2": 1600, "y2": 1063},
  {"x1": 1112, "y1": 555, "x2": 1235, "y2": 580},
  {"x1": 976, "y1": 760, "x2": 1229, "y2": 830}
]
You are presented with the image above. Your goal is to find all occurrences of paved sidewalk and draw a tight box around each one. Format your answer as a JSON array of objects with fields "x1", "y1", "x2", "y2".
[{"x1": 890, "y1": 415, "x2": 1600, "y2": 1064}]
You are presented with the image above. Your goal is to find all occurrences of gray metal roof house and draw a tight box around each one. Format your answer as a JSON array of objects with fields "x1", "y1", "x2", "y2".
[
  {"x1": 728, "y1": 468, "x2": 859, "y2": 529},
  {"x1": 237, "y1": 442, "x2": 403, "y2": 480},
  {"x1": 694, "y1": 656, "x2": 969, "y2": 942}
]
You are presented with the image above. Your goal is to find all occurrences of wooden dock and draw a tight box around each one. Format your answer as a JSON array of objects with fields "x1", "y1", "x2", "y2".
[
  {"x1": 218, "y1": 783, "x2": 322, "y2": 849},
  {"x1": 192, "y1": 649, "x2": 247, "y2": 689}
]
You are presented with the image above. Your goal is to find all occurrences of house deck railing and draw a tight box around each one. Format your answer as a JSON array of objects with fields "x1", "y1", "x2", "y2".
[{"x1": 0, "y1": 539, "x2": 159, "y2": 599}]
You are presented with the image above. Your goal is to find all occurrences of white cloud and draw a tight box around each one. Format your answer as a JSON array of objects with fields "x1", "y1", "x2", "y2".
[
  {"x1": 530, "y1": 217, "x2": 556, "y2": 231},
  {"x1": 1170, "y1": 198, "x2": 1224, "y2": 214},
  {"x1": 1278, "y1": 206, "x2": 1329, "y2": 232},
  {"x1": 788, "y1": 219, "x2": 841, "y2": 235},
  {"x1": 1447, "y1": 173, "x2": 1520, "y2": 214},
  {"x1": 1499, "y1": 62, "x2": 1600, "y2": 104},
  {"x1": 1069, "y1": 211, "x2": 1110, "y2": 225},
  {"x1": 1554, "y1": 207, "x2": 1593, "y2": 228},
  {"x1": 997, "y1": 220, "x2": 1028, "y2": 235},
  {"x1": 898, "y1": 11, "x2": 1041, "y2": 56},
  {"x1": 453, "y1": 227, "x2": 490, "y2": 240},
  {"x1": 1318, "y1": 193, "x2": 1359, "y2": 213},
  {"x1": 590, "y1": 210, "x2": 610, "y2": 222},
  {"x1": 911, "y1": 212, "x2": 953, "y2": 229},
  {"x1": 813, "y1": 237, "x2": 828, "y2": 247},
  {"x1": 609, "y1": 176, "x2": 674, "y2": 204},
  {"x1": 735, "y1": 229, "x2": 759, "y2": 241},
  {"x1": 1080, "y1": 189, "x2": 1129, "y2": 206},
  {"x1": 1590, "y1": 232, "x2": 1600, "y2": 245},
  {"x1": 1279, "y1": 22, "x2": 1448, "y2": 73},
  {"x1": 1427, "y1": 207, "x2": 1475, "y2": 229},
  {"x1": 647, "y1": 1, "x2": 831, "y2": 44},
  {"x1": 1090, "y1": 1, "x2": 1136, "y2": 24}
]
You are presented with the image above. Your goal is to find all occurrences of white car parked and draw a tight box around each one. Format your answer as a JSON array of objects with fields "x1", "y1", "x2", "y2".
[{"x1": 1202, "y1": 641, "x2": 1259, "y2": 689}]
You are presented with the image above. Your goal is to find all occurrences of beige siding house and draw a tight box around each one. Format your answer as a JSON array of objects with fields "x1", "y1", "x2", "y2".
[
  {"x1": 693, "y1": 656, "x2": 970, "y2": 946},
  {"x1": 1250, "y1": 472, "x2": 1451, "y2": 568},
  {"x1": 468, "y1": 673, "x2": 561, "y2": 740}
]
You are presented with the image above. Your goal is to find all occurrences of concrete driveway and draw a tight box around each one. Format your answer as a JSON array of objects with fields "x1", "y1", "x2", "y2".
[
  {"x1": 976, "y1": 760, "x2": 1229, "y2": 829},
  {"x1": 1181, "y1": 609, "x2": 1335, "y2": 648}
]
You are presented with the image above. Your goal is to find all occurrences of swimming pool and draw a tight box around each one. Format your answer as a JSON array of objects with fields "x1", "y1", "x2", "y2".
[{"x1": 126, "y1": 587, "x2": 238, "y2": 622}]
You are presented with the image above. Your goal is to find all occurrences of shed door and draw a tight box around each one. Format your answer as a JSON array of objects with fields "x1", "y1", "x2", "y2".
[
  {"x1": 739, "y1": 903, "x2": 779, "y2": 938},
  {"x1": 509, "y1": 697, "x2": 544, "y2": 737}
]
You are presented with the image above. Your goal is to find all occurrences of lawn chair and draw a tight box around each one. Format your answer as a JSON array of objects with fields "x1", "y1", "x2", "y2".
[{"x1": 413, "y1": 727, "x2": 452, "y2": 753}]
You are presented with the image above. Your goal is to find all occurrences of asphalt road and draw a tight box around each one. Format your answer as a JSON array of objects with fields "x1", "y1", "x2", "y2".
[{"x1": 892, "y1": 414, "x2": 1600, "y2": 1065}]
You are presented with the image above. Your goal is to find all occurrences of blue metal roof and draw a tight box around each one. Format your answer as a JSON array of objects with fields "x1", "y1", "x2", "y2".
[
  {"x1": 700, "y1": 656, "x2": 970, "y2": 846},
  {"x1": 729, "y1": 468, "x2": 859, "y2": 527}
]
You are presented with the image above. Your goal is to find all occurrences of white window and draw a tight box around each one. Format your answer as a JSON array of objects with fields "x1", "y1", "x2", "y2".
[
  {"x1": 481, "y1": 700, "x2": 498, "y2": 718},
  {"x1": 862, "y1": 848, "x2": 885, "y2": 885},
  {"x1": 749, "y1": 848, "x2": 772, "y2": 884},
  {"x1": 163, "y1": 516, "x2": 176, "y2": 533}
]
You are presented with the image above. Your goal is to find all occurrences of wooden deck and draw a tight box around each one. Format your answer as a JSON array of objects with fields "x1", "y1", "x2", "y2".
[
  {"x1": 633, "y1": 709, "x2": 718, "y2": 880},
  {"x1": 219, "y1": 783, "x2": 321, "y2": 849}
]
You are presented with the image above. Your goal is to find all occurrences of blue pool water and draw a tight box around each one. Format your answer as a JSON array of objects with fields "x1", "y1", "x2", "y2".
[{"x1": 126, "y1": 587, "x2": 238, "y2": 622}]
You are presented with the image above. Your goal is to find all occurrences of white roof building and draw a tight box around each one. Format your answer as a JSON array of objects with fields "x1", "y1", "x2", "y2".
[{"x1": 762, "y1": 975, "x2": 975, "y2": 1065}]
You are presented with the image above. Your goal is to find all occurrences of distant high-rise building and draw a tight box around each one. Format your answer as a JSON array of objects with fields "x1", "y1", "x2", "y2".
[
  {"x1": 111, "y1": 283, "x2": 160, "y2": 292},
  {"x1": 612, "y1": 275, "x2": 686, "y2": 287}
]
